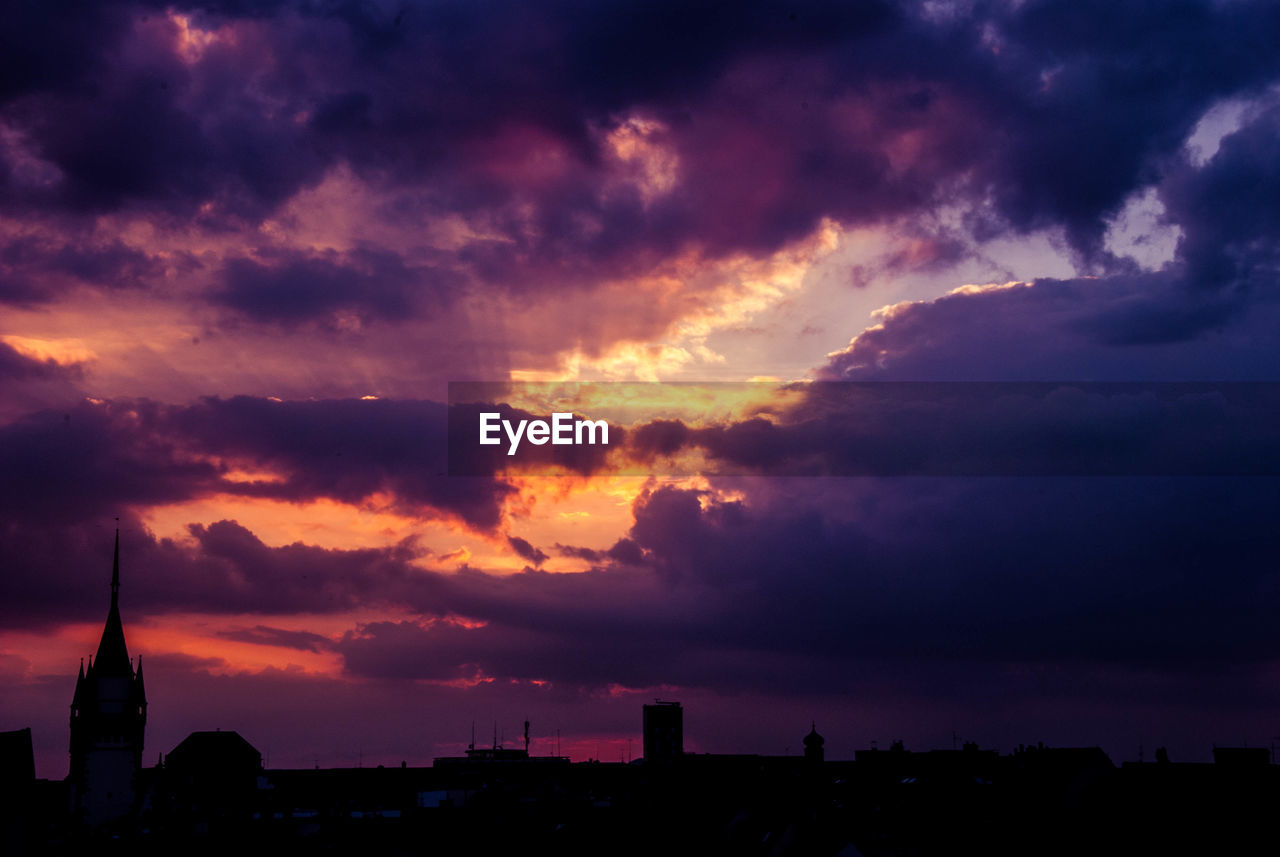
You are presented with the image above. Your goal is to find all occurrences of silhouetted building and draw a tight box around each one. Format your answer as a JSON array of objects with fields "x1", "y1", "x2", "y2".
[
  {"x1": 1212, "y1": 746, "x2": 1269, "y2": 767},
  {"x1": 642, "y1": 700, "x2": 682, "y2": 764},
  {"x1": 0, "y1": 727, "x2": 35, "y2": 789},
  {"x1": 803, "y1": 723, "x2": 824, "y2": 764},
  {"x1": 166, "y1": 730, "x2": 262, "y2": 785},
  {"x1": 0, "y1": 727, "x2": 36, "y2": 843},
  {"x1": 433, "y1": 723, "x2": 570, "y2": 768},
  {"x1": 69, "y1": 531, "x2": 147, "y2": 828},
  {"x1": 457, "y1": 746, "x2": 532, "y2": 762},
  {"x1": 164, "y1": 730, "x2": 262, "y2": 832}
]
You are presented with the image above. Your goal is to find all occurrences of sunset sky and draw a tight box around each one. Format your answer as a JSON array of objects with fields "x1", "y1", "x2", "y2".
[{"x1": 4, "y1": 0, "x2": 1280, "y2": 778}]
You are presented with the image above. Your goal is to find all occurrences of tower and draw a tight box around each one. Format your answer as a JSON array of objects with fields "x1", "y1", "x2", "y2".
[
  {"x1": 642, "y1": 700, "x2": 683, "y2": 764},
  {"x1": 69, "y1": 530, "x2": 147, "y2": 828},
  {"x1": 803, "y1": 722, "x2": 825, "y2": 765}
]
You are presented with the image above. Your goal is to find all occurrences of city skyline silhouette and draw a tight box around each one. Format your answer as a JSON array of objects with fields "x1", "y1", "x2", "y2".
[{"x1": 5, "y1": 535, "x2": 1278, "y2": 852}]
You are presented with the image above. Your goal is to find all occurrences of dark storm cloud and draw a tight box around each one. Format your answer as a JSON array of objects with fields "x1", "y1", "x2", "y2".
[
  {"x1": 506, "y1": 535, "x2": 548, "y2": 567},
  {"x1": 819, "y1": 274, "x2": 1280, "y2": 382},
  {"x1": 215, "y1": 624, "x2": 335, "y2": 653},
  {"x1": 0, "y1": 399, "x2": 221, "y2": 524},
  {"x1": 638, "y1": 476, "x2": 1280, "y2": 671},
  {"x1": 337, "y1": 616, "x2": 688, "y2": 689},
  {"x1": 820, "y1": 89, "x2": 1280, "y2": 380},
  {"x1": 6, "y1": 460, "x2": 1278, "y2": 702},
  {"x1": 8, "y1": 385, "x2": 1278, "y2": 697},
  {"x1": 0, "y1": 392, "x2": 624, "y2": 531},
  {"x1": 662, "y1": 92, "x2": 1280, "y2": 469},
  {"x1": 165, "y1": 396, "x2": 516, "y2": 529},
  {"x1": 617, "y1": 382, "x2": 1280, "y2": 477},
  {"x1": 0, "y1": 340, "x2": 83, "y2": 381},
  {"x1": 326, "y1": 475, "x2": 1280, "y2": 695},
  {"x1": 554, "y1": 538, "x2": 644, "y2": 566},
  {"x1": 0, "y1": 343, "x2": 89, "y2": 423},
  {"x1": 0, "y1": 396, "x2": 515, "y2": 530},
  {"x1": 286, "y1": 0, "x2": 1279, "y2": 262},
  {"x1": 181, "y1": 518, "x2": 424, "y2": 613},
  {"x1": 0, "y1": 235, "x2": 169, "y2": 304},
  {"x1": 0, "y1": 1, "x2": 132, "y2": 102},
  {"x1": 4, "y1": 1, "x2": 1278, "y2": 314},
  {"x1": 0, "y1": 515, "x2": 435, "y2": 625},
  {"x1": 975, "y1": 0, "x2": 1280, "y2": 260},
  {"x1": 215, "y1": 247, "x2": 460, "y2": 324},
  {"x1": 1160, "y1": 100, "x2": 1280, "y2": 291},
  {"x1": 2, "y1": 7, "x2": 328, "y2": 219}
]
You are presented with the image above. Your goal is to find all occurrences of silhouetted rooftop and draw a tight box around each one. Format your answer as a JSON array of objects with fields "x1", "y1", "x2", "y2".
[{"x1": 167, "y1": 730, "x2": 262, "y2": 770}]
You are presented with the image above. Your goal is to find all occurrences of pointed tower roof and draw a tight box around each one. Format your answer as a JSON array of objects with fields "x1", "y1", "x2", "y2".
[
  {"x1": 92, "y1": 529, "x2": 132, "y2": 675},
  {"x1": 71, "y1": 659, "x2": 85, "y2": 709}
]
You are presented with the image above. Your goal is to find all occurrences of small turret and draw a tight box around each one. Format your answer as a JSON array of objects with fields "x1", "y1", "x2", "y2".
[{"x1": 804, "y1": 722, "x2": 825, "y2": 764}]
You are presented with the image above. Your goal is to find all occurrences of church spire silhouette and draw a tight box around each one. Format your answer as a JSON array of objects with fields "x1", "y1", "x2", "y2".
[
  {"x1": 111, "y1": 526, "x2": 120, "y2": 597},
  {"x1": 92, "y1": 528, "x2": 131, "y2": 675},
  {"x1": 70, "y1": 527, "x2": 147, "y2": 828}
]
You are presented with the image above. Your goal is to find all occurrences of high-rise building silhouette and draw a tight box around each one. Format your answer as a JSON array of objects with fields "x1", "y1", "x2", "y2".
[
  {"x1": 69, "y1": 530, "x2": 146, "y2": 827},
  {"x1": 642, "y1": 700, "x2": 682, "y2": 764}
]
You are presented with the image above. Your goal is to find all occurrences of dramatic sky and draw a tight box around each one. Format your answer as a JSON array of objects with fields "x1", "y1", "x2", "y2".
[{"x1": 4, "y1": 0, "x2": 1280, "y2": 777}]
